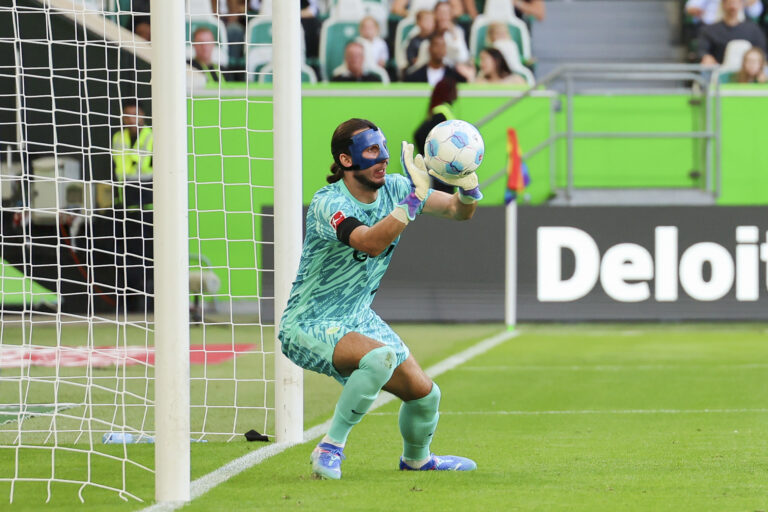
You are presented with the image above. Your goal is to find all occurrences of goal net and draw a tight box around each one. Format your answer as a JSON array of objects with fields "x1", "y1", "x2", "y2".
[{"x1": 0, "y1": 0, "x2": 302, "y2": 503}]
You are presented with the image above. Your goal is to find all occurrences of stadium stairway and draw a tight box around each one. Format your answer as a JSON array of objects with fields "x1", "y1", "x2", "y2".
[{"x1": 532, "y1": 0, "x2": 686, "y2": 81}]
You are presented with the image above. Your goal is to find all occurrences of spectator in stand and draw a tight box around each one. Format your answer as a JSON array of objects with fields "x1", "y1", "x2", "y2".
[
  {"x1": 434, "y1": 1, "x2": 470, "y2": 67},
  {"x1": 686, "y1": 0, "x2": 762, "y2": 25},
  {"x1": 474, "y1": 47, "x2": 526, "y2": 84},
  {"x1": 483, "y1": 22, "x2": 531, "y2": 73},
  {"x1": 699, "y1": 0, "x2": 767, "y2": 64},
  {"x1": 485, "y1": 21, "x2": 513, "y2": 46},
  {"x1": 733, "y1": 46, "x2": 768, "y2": 81},
  {"x1": 391, "y1": 0, "x2": 465, "y2": 19},
  {"x1": 406, "y1": 10, "x2": 436, "y2": 68},
  {"x1": 189, "y1": 27, "x2": 230, "y2": 82},
  {"x1": 332, "y1": 41, "x2": 384, "y2": 82},
  {"x1": 220, "y1": 0, "x2": 247, "y2": 65},
  {"x1": 358, "y1": 16, "x2": 389, "y2": 69},
  {"x1": 134, "y1": 19, "x2": 151, "y2": 41},
  {"x1": 460, "y1": 0, "x2": 545, "y2": 28},
  {"x1": 129, "y1": 0, "x2": 150, "y2": 39},
  {"x1": 413, "y1": 77, "x2": 459, "y2": 193},
  {"x1": 301, "y1": 0, "x2": 321, "y2": 61},
  {"x1": 405, "y1": 33, "x2": 473, "y2": 84}
]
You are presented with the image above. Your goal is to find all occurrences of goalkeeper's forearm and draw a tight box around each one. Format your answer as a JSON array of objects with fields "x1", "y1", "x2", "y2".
[{"x1": 348, "y1": 213, "x2": 407, "y2": 257}]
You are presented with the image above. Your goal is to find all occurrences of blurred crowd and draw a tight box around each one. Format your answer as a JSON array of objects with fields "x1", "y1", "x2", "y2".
[
  {"x1": 114, "y1": 0, "x2": 541, "y2": 86},
  {"x1": 685, "y1": 0, "x2": 768, "y2": 82},
  {"x1": 108, "y1": 0, "x2": 768, "y2": 86}
]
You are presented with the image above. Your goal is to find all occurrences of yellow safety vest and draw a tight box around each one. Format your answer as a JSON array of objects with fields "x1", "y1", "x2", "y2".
[
  {"x1": 112, "y1": 126, "x2": 153, "y2": 180},
  {"x1": 112, "y1": 127, "x2": 153, "y2": 207}
]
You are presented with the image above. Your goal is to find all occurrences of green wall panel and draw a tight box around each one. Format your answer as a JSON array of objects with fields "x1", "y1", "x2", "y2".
[{"x1": 186, "y1": 85, "x2": 768, "y2": 298}]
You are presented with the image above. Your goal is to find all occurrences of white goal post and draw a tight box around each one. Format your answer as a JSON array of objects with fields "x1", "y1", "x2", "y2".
[
  {"x1": 151, "y1": 0, "x2": 191, "y2": 503},
  {"x1": 0, "y1": 0, "x2": 303, "y2": 504}
]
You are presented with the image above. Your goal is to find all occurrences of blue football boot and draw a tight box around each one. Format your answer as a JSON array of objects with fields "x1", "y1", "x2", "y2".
[
  {"x1": 310, "y1": 442, "x2": 345, "y2": 480},
  {"x1": 399, "y1": 454, "x2": 477, "y2": 471}
]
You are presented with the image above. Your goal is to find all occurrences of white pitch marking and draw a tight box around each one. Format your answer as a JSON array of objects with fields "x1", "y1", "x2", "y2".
[
  {"x1": 367, "y1": 408, "x2": 768, "y2": 416},
  {"x1": 458, "y1": 363, "x2": 768, "y2": 371},
  {"x1": 139, "y1": 329, "x2": 519, "y2": 512}
]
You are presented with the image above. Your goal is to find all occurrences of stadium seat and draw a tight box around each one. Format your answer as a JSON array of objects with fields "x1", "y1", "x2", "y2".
[
  {"x1": 89, "y1": 0, "x2": 118, "y2": 25},
  {"x1": 407, "y1": 0, "x2": 439, "y2": 13},
  {"x1": 327, "y1": 0, "x2": 389, "y2": 37},
  {"x1": 493, "y1": 40, "x2": 535, "y2": 85},
  {"x1": 258, "y1": 63, "x2": 319, "y2": 84},
  {"x1": 245, "y1": 18, "x2": 307, "y2": 78},
  {"x1": 469, "y1": 15, "x2": 531, "y2": 64},
  {"x1": 720, "y1": 39, "x2": 752, "y2": 72},
  {"x1": 246, "y1": 17, "x2": 274, "y2": 75},
  {"x1": 186, "y1": 16, "x2": 230, "y2": 68},
  {"x1": 483, "y1": 0, "x2": 517, "y2": 18},
  {"x1": 114, "y1": 0, "x2": 135, "y2": 28},
  {"x1": 319, "y1": 19, "x2": 360, "y2": 81},
  {"x1": 186, "y1": 0, "x2": 214, "y2": 16},
  {"x1": 394, "y1": 16, "x2": 419, "y2": 72}
]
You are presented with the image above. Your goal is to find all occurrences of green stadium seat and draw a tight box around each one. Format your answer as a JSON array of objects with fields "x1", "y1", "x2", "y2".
[
  {"x1": 114, "y1": 0, "x2": 135, "y2": 28},
  {"x1": 258, "y1": 63, "x2": 319, "y2": 84},
  {"x1": 469, "y1": 15, "x2": 531, "y2": 65},
  {"x1": 245, "y1": 18, "x2": 307, "y2": 77},
  {"x1": 394, "y1": 17, "x2": 418, "y2": 72},
  {"x1": 327, "y1": 0, "x2": 390, "y2": 37},
  {"x1": 319, "y1": 19, "x2": 360, "y2": 81},
  {"x1": 245, "y1": 18, "x2": 274, "y2": 74}
]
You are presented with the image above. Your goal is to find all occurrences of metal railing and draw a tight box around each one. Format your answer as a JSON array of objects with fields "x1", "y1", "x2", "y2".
[{"x1": 477, "y1": 63, "x2": 722, "y2": 204}]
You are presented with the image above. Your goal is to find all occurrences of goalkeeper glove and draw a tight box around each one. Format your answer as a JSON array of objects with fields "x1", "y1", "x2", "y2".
[
  {"x1": 428, "y1": 169, "x2": 484, "y2": 204},
  {"x1": 394, "y1": 142, "x2": 430, "y2": 222}
]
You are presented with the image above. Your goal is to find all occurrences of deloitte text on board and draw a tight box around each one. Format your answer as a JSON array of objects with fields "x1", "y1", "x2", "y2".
[{"x1": 538, "y1": 226, "x2": 766, "y2": 303}]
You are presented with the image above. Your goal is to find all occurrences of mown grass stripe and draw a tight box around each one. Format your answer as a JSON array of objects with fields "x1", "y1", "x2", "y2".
[{"x1": 139, "y1": 329, "x2": 518, "y2": 512}]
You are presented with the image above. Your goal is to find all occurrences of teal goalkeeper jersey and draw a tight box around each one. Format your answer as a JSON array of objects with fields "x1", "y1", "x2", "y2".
[{"x1": 281, "y1": 174, "x2": 427, "y2": 324}]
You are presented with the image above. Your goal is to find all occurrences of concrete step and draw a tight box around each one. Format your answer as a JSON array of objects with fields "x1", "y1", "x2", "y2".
[
  {"x1": 530, "y1": 0, "x2": 685, "y2": 77},
  {"x1": 535, "y1": 42, "x2": 685, "y2": 60},
  {"x1": 534, "y1": 26, "x2": 676, "y2": 45}
]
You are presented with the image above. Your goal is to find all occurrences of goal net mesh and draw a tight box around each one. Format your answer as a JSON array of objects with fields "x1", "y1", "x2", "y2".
[{"x1": 0, "y1": 0, "x2": 278, "y2": 502}]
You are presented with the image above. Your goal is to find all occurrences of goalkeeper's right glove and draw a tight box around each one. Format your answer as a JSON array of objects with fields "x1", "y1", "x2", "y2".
[
  {"x1": 428, "y1": 169, "x2": 484, "y2": 204},
  {"x1": 394, "y1": 142, "x2": 430, "y2": 223}
]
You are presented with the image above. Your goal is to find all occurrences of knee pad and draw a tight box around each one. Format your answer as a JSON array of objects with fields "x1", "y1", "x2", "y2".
[{"x1": 359, "y1": 345, "x2": 397, "y2": 386}]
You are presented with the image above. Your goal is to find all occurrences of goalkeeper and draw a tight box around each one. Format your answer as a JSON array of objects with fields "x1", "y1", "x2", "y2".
[{"x1": 278, "y1": 118, "x2": 483, "y2": 480}]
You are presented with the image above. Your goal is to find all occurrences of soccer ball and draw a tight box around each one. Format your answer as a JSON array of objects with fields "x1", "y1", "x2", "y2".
[{"x1": 424, "y1": 120, "x2": 484, "y2": 178}]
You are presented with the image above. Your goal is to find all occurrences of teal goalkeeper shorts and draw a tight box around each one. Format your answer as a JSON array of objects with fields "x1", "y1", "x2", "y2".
[{"x1": 278, "y1": 309, "x2": 410, "y2": 384}]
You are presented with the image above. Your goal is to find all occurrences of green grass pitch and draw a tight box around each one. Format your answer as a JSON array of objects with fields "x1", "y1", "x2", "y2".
[{"x1": 2, "y1": 323, "x2": 768, "y2": 511}]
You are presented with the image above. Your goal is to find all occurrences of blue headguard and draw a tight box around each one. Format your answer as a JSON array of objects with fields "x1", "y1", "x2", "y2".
[{"x1": 347, "y1": 128, "x2": 389, "y2": 170}]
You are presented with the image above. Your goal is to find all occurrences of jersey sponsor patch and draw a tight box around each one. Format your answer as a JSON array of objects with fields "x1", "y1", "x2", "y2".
[{"x1": 330, "y1": 210, "x2": 346, "y2": 229}]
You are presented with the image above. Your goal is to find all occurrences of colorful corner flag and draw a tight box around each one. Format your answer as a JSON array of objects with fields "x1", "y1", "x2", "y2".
[{"x1": 505, "y1": 128, "x2": 530, "y2": 205}]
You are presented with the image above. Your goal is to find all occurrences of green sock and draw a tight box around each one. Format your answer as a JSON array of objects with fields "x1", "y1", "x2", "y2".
[
  {"x1": 327, "y1": 346, "x2": 397, "y2": 445},
  {"x1": 399, "y1": 383, "x2": 441, "y2": 461}
]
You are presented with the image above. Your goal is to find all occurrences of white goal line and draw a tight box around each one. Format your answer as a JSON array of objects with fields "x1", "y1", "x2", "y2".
[
  {"x1": 367, "y1": 408, "x2": 768, "y2": 416},
  {"x1": 138, "y1": 328, "x2": 519, "y2": 512}
]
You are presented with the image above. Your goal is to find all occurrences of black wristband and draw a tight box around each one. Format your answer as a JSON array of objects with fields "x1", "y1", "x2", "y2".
[{"x1": 336, "y1": 217, "x2": 364, "y2": 246}]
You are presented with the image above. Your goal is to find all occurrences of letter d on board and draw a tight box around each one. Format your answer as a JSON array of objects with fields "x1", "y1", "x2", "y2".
[{"x1": 538, "y1": 227, "x2": 600, "y2": 302}]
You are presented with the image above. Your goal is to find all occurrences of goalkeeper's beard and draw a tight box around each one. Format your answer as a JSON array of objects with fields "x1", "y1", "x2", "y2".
[{"x1": 352, "y1": 169, "x2": 385, "y2": 191}]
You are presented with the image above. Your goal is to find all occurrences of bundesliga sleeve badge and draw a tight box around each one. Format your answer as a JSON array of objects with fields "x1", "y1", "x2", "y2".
[{"x1": 330, "y1": 211, "x2": 346, "y2": 229}]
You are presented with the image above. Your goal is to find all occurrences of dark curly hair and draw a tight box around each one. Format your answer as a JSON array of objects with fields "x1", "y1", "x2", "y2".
[{"x1": 327, "y1": 118, "x2": 379, "y2": 183}]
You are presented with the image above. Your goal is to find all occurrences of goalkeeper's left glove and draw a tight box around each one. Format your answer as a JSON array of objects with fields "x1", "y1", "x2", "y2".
[
  {"x1": 428, "y1": 169, "x2": 484, "y2": 204},
  {"x1": 394, "y1": 142, "x2": 430, "y2": 223}
]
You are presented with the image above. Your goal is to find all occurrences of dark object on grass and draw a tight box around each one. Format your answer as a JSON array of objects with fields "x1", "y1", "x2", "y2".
[{"x1": 244, "y1": 429, "x2": 270, "y2": 442}]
